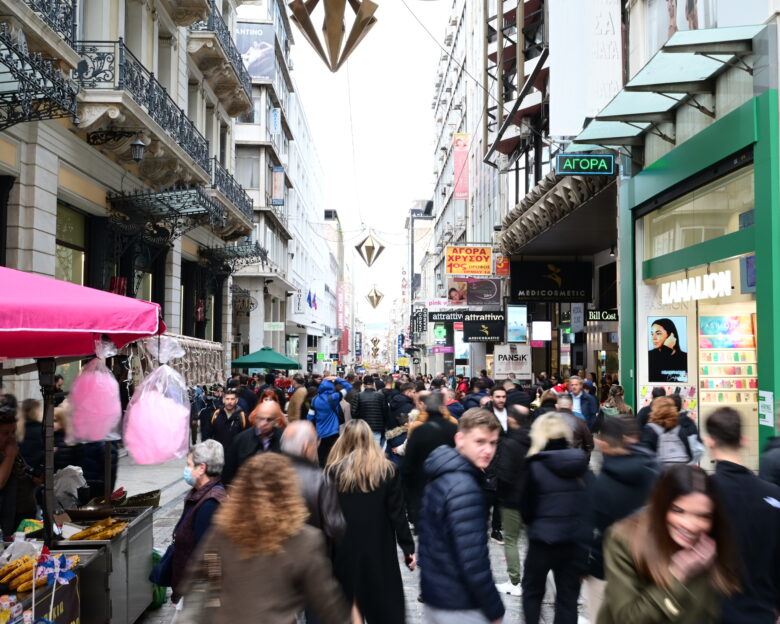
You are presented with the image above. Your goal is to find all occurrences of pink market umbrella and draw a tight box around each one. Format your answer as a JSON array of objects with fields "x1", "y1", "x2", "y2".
[
  {"x1": 0, "y1": 266, "x2": 165, "y2": 358},
  {"x1": 0, "y1": 266, "x2": 166, "y2": 544}
]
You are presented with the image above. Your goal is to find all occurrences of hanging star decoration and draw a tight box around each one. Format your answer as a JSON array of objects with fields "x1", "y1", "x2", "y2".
[
  {"x1": 289, "y1": 0, "x2": 378, "y2": 72},
  {"x1": 366, "y1": 286, "x2": 384, "y2": 308},
  {"x1": 355, "y1": 233, "x2": 385, "y2": 267}
]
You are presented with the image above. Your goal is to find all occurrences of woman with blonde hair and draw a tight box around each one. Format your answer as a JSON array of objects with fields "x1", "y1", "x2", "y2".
[
  {"x1": 177, "y1": 453, "x2": 349, "y2": 624},
  {"x1": 521, "y1": 413, "x2": 589, "y2": 624},
  {"x1": 597, "y1": 465, "x2": 740, "y2": 623},
  {"x1": 327, "y1": 419, "x2": 415, "y2": 623}
]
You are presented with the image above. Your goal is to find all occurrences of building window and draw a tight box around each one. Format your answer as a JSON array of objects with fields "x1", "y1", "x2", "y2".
[
  {"x1": 136, "y1": 271, "x2": 152, "y2": 301},
  {"x1": 236, "y1": 146, "x2": 261, "y2": 189},
  {"x1": 55, "y1": 203, "x2": 86, "y2": 285},
  {"x1": 238, "y1": 96, "x2": 262, "y2": 123}
]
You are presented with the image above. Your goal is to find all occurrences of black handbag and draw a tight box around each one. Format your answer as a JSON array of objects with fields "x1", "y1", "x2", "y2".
[{"x1": 149, "y1": 543, "x2": 175, "y2": 587}]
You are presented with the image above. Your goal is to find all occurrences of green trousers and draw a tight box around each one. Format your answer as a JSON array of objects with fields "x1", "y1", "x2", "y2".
[{"x1": 501, "y1": 506, "x2": 524, "y2": 585}]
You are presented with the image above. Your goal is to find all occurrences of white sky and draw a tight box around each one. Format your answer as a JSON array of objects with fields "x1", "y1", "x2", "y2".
[{"x1": 291, "y1": 0, "x2": 450, "y2": 326}]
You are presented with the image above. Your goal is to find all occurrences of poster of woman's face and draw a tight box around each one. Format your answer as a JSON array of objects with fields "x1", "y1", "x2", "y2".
[{"x1": 647, "y1": 316, "x2": 688, "y2": 382}]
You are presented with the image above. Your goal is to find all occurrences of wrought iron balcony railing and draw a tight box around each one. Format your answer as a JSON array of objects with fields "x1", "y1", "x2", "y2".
[
  {"x1": 211, "y1": 157, "x2": 253, "y2": 221},
  {"x1": 190, "y1": 1, "x2": 251, "y2": 99},
  {"x1": 73, "y1": 40, "x2": 210, "y2": 173},
  {"x1": 24, "y1": 0, "x2": 76, "y2": 45}
]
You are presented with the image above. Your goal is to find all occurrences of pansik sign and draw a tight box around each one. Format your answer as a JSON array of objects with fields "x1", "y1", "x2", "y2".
[
  {"x1": 660, "y1": 271, "x2": 732, "y2": 305},
  {"x1": 462, "y1": 312, "x2": 506, "y2": 343},
  {"x1": 511, "y1": 261, "x2": 593, "y2": 302},
  {"x1": 445, "y1": 246, "x2": 492, "y2": 275},
  {"x1": 494, "y1": 344, "x2": 532, "y2": 377}
]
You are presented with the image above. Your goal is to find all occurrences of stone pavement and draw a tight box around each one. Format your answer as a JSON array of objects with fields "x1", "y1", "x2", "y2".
[{"x1": 124, "y1": 456, "x2": 561, "y2": 624}]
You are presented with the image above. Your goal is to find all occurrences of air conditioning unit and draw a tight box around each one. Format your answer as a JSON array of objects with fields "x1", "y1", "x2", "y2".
[
  {"x1": 449, "y1": 16, "x2": 458, "y2": 25},
  {"x1": 444, "y1": 33, "x2": 453, "y2": 46}
]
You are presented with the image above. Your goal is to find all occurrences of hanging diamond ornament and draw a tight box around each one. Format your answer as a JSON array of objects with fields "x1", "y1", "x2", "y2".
[
  {"x1": 355, "y1": 233, "x2": 385, "y2": 267},
  {"x1": 288, "y1": 0, "x2": 378, "y2": 72},
  {"x1": 366, "y1": 286, "x2": 384, "y2": 309}
]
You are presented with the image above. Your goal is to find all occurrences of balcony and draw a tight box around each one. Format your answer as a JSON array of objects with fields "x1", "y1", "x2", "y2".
[
  {"x1": 209, "y1": 157, "x2": 253, "y2": 240},
  {"x1": 188, "y1": 1, "x2": 251, "y2": 117},
  {"x1": 73, "y1": 40, "x2": 211, "y2": 187},
  {"x1": 0, "y1": 0, "x2": 81, "y2": 68},
  {"x1": 158, "y1": 0, "x2": 210, "y2": 27}
]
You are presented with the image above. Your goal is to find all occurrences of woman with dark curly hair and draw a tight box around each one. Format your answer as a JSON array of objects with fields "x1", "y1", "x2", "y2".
[
  {"x1": 327, "y1": 419, "x2": 415, "y2": 623},
  {"x1": 177, "y1": 453, "x2": 349, "y2": 624}
]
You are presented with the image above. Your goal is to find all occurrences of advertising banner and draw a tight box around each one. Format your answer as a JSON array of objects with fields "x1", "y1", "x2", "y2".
[
  {"x1": 453, "y1": 133, "x2": 470, "y2": 200},
  {"x1": 430, "y1": 346, "x2": 454, "y2": 354},
  {"x1": 339, "y1": 327, "x2": 349, "y2": 357},
  {"x1": 271, "y1": 166, "x2": 285, "y2": 205},
  {"x1": 648, "y1": 316, "x2": 688, "y2": 382},
  {"x1": 462, "y1": 312, "x2": 506, "y2": 343},
  {"x1": 510, "y1": 261, "x2": 593, "y2": 302},
  {"x1": 571, "y1": 303, "x2": 585, "y2": 333},
  {"x1": 236, "y1": 22, "x2": 276, "y2": 81},
  {"x1": 426, "y1": 298, "x2": 451, "y2": 309},
  {"x1": 446, "y1": 246, "x2": 492, "y2": 275},
  {"x1": 494, "y1": 344, "x2": 533, "y2": 378},
  {"x1": 336, "y1": 282, "x2": 346, "y2": 329},
  {"x1": 507, "y1": 305, "x2": 528, "y2": 342},
  {"x1": 397, "y1": 334, "x2": 405, "y2": 357},
  {"x1": 447, "y1": 277, "x2": 501, "y2": 306},
  {"x1": 454, "y1": 330, "x2": 469, "y2": 359},
  {"x1": 412, "y1": 308, "x2": 428, "y2": 334}
]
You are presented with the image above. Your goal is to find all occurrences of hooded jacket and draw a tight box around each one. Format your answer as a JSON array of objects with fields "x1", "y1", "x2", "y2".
[
  {"x1": 309, "y1": 378, "x2": 351, "y2": 439},
  {"x1": 759, "y1": 437, "x2": 780, "y2": 488},
  {"x1": 586, "y1": 449, "x2": 660, "y2": 578},
  {"x1": 521, "y1": 442, "x2": 590, "y2": 544},
  {"x1": 418, "y1": 446, "x2": 505, "y2": 622},
  {"x1": 389, "y1": 393, "x2": 414, "y2": 426}
]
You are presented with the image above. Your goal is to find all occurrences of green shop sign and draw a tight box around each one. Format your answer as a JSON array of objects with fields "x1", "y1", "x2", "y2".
[{"x1": 555, "y1": 153, "x2": 615, "y2": 176}]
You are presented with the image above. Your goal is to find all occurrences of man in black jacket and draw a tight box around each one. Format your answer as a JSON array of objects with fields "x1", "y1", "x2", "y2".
[
  {"x1": 418, "y1": 409, "x2": 505, "y2": 624},
  {"x1": 222, "y1": 401, "x2": 282, "y2": 483},
  {"x1": 201, "y1": 390, "x2": 248, "y2": 450},
  {"x1": 760, "y1": 437, "x2": 780, "y2": 487},
  {"x1": 706, "y1": 407, "x2": 780, "y2": 624},
  {"x1": 504, "y1": 379, "x2": 532, "y2": 410},
  {"x1": 400, "y1": 393, "x2": 457, "y2": 528},
  {"x1": 389, "y1": 382, "x2": 416, "y2": 426},
  {"x1": 351, "y1": 376, "x2": 391, "y2": 446}
]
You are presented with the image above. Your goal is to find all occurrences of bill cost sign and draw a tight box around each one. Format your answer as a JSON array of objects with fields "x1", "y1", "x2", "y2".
[{"x1": 445, "y1": 246, "x2": 492, "y2": 275}]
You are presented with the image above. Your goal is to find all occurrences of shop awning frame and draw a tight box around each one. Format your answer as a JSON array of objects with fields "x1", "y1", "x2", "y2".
[
  {"x1": 571, "y1": 25, "x2": 768, "y2": 150},
  {"x1": 0, "y1": 23, "x2": 79, "y2": 130},
  {"x1": 200, "y1": 240, "x2": 269, "y2": 275}
]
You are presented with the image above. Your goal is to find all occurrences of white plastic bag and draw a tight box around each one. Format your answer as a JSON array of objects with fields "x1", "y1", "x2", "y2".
[
  {"x1": 68, "y1": 339, "x2": 122, "y2": 443},
  {"x1": 123, "y1": 338, "x2": 189, "y2": 464}
]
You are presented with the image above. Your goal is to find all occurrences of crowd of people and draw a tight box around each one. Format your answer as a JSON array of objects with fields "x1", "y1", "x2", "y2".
[{"x1": 2, "y1": 369, "x2": 780, "y2": 624}]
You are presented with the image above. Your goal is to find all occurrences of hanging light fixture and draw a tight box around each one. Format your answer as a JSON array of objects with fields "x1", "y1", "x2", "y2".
[
  {"x1": 355, "y1": 233, "x2": 386, "y2": 267},
  {"x1": 130, "y1": 134, "x2": 146, "y2": 164},
  {"x1": 288, "y1": 0, "x2": 378, "y2": 72},
  {"x1": 366, "y1": 285, "x2": 384, "y2": 308}
]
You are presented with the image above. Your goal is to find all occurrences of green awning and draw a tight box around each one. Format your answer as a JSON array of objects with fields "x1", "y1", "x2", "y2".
[
  {"x1": 231, "y1": 347, "x2": 300, "y2": 370},
  {"x1": 571, "y1": 25, "x2": 766, "y2": 148}
]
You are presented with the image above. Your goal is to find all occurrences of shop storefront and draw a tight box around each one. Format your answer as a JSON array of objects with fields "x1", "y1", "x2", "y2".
[{"x1": 619, "y1": 92, "x2": 780, "y2": 469}]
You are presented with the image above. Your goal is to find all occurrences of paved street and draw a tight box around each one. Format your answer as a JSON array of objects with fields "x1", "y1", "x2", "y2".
[{"x1": 123, "y1": 457, "x2": 559, "y2": 624}]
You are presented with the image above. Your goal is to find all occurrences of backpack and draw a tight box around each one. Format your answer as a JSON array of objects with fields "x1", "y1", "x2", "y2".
[
  {"x1": 648, "y1": 423, "x2": 689, "y2": 464},
  {"x1": 329, "y1": 393, "x2": 344, "y2": 425}
]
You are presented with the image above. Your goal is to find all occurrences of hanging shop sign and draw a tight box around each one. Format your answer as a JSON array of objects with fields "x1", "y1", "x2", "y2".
[
  {"x1": 264, "y1": 321, "x2": 284, "y2": 331},
  {"x1": 494, "y1": 344, "x2": 533, "y2": 377},
  {"x1": 510, "y1": 261, "x2": 593, "y2": 302},
  {"x1": 270, "y1": 108, "x2": 282, "y2": 134},
  {"x1": 495, "y1": 255, "x2": 510, "y2": 276},
  {"x1": 587, "y1": 309, "x2": 619, "y2": 322},
  {"x1": 430, "y1": 346, "x2": 454, "y2": 354},
  {"x1": 354, "y1": 331, "x2": 362, "y2": 358},
  {"x1": 430, "y1": 311, "x2": 465, "y2": 323},
  {"x1": 659, "y1": 270, "x2": 732, "y2": 305},
  {"x1": 412, "y1": 308, "x2": 428, "y2": 334},
  {"x1": 462, "y1": 312, "x2": 506, "y2": 343},
  {"x1": 453, "y1": 133, "x2": 470, "y2": 200},
  {"x1": 271, "y1": 166, "x2": 285, "y2": 205},
  {"x1": 426, "y1": 298, "x2": 451, "y2": 309},
  {"x1": 555, "y1": 154, "x2": 615, "y2": 176},
  {"x1": 397, "y1": 334, "x2": 405, "y2": 357},
  {"x1": 445, "y1": 246, "x2": 492, "y2": 275},
  {"x1": 507, "y1": 304, "x2": 528, "y2": 342},
  {"x1": 433, "y1": 324, "x2": 448, "y2": 344}
]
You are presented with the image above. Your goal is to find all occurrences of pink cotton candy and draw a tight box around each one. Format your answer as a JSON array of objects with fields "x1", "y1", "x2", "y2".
[
  {"x1": 123, "y1": 364, "x2": 190, "y2": 465},
  {"x1": 68, "y1": 358, "x2": 122, "y2": 442}
]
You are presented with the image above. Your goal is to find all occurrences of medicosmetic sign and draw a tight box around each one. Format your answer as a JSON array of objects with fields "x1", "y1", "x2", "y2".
[{"x1": 445, "y1": 246, "x2": 492, "y2": 275}]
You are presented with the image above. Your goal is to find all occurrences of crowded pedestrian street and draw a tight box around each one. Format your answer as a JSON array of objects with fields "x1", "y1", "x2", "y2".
[{"x1": 2, "y1": 0, "x2": 780, "y2": 623}]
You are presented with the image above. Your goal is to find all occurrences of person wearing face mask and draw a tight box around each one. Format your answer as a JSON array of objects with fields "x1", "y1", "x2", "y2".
[
  {"x1": 596, "y1": 465, "x2": 740, "y2": 624},
  {"x1": 169, "y1": 439, "x2": 227, "y2": 605}
]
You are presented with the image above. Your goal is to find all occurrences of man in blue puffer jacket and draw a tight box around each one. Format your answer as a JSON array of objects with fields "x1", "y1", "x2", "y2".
[
  {"x1": 308, "y1": 375, "x2": 352, "y2": 466},
  {"x1": 418, "y1": 408, "x2": 505, "y2": 624}
]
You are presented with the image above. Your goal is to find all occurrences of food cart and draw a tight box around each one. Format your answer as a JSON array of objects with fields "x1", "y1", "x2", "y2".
[{"x1": 0, "y1": 266, "x2": 166, "y2": 623}]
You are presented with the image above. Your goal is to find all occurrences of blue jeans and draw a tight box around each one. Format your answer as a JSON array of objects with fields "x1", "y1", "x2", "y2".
[{"x1": 372, "y1": 432, "x2": 386, "y2": 450}]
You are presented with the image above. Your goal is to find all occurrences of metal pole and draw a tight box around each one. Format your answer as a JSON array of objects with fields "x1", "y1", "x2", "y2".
[{"x1": 37, "y1": 358, "x2": 56, "y2": 546}]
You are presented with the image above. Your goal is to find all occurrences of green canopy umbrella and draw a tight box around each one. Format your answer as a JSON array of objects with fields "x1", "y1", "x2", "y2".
[{"x1": 231, "y1": 346, "x2": 301, "y2": 370}]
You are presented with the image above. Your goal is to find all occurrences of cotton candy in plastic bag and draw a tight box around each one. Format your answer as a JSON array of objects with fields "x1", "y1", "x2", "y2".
[
  {"x1": 123, "y1": 338, "x2": 189, "y2": 464},
  {"x1": 68, "y1": 339, "x2": 122, "y2": 443}
]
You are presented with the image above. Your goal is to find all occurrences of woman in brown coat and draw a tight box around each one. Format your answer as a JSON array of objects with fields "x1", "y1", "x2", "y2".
[{"x1": 177, "y1": 453, "x2": 349, "y2": 624}]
